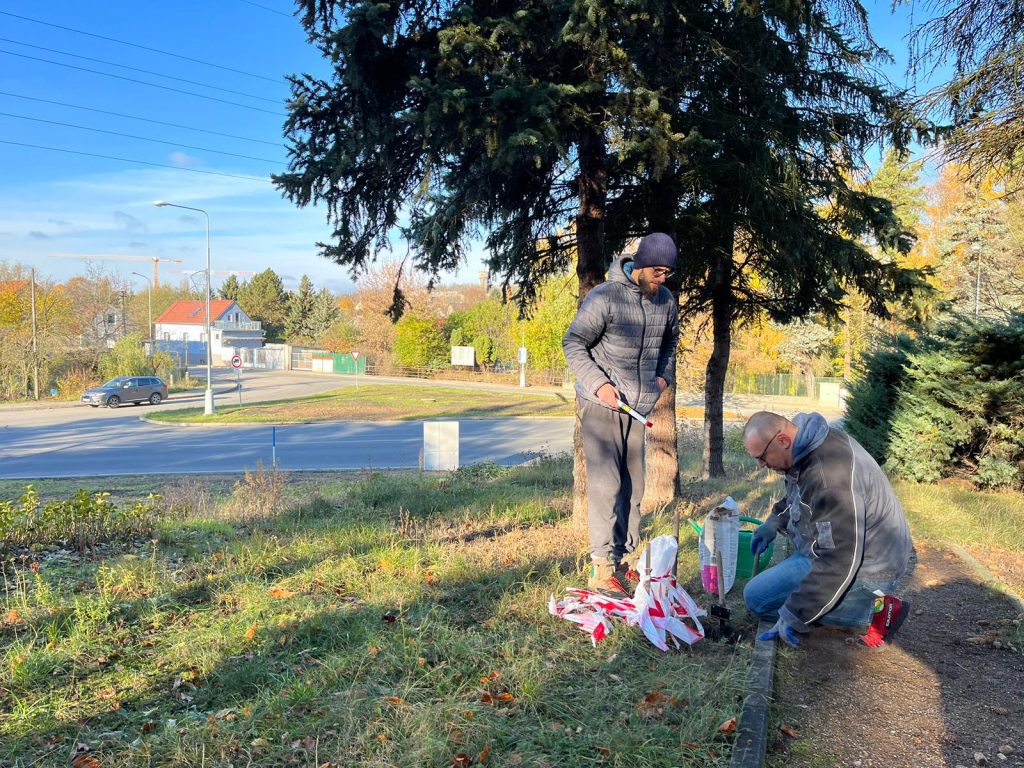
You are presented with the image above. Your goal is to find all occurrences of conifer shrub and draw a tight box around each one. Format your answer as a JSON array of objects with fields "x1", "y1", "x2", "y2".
[{"x1": 845, "y1": 315, "x2": 1024, "y2": 489}]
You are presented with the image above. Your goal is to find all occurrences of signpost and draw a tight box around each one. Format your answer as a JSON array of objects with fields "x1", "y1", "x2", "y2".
[
  {"x1": 351, "y1": 351, "x2": 361, "y2": 390},
  {"x1": 518, "y1": 346, "x2": 527, "y2": 388},
  {"x1": 231, "y1": 354, "x2": 242, "y2": 406}
]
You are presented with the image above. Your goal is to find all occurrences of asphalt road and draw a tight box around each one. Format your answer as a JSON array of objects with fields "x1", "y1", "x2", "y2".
[{"x1": 0, "y1": 370, "x2": 574, "y2": 479}]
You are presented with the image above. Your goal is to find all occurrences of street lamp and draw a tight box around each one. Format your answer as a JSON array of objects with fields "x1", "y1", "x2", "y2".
[
  {"x1": 154, "y1": 200, "x2": 215, "y2": 415},
  {"x1": 130, "y1": 271, "x2": 152, "y2": 340},
  {"x1": 971, "y1": 241, "x2": 982, "y2": 317}
]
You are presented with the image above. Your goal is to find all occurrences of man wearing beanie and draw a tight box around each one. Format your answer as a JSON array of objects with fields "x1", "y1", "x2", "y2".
[{"x1": 562, "y1": 232, "x2": 680, "y2": 595}]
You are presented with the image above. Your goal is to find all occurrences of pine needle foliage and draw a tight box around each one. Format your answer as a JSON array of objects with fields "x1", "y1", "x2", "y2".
[{"x1": 846, "y1": 314, "x2": 1024, "y2": 489}]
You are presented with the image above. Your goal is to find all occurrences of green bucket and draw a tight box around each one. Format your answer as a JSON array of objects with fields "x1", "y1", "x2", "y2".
[{"x1": 689, "y1": 515, "x2": 774, "y2": 578}]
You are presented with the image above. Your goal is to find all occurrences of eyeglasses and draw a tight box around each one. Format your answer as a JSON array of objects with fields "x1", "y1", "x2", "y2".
[
  {"x1": 755, "y1": 430, "x2": 782, "y2": 463},
  {"x1": 651, "y1": 267, "x2": 673, "y2": 278}
]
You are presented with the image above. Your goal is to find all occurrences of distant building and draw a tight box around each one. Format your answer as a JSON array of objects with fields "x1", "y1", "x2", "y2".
[{"x1": 154, "y1": 299, "x2": 263, "y2": 364}]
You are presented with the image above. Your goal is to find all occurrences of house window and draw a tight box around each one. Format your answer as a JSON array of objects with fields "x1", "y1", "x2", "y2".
[
  {"x1": 163, "y1": 333, "x2": 170, "y2": 341},
  {"x1": 106, "y1": 313, "x2": 115, "y2": 325},
  {"x1": 183, "y1": 332, "x2": 189, "y2": 342}
]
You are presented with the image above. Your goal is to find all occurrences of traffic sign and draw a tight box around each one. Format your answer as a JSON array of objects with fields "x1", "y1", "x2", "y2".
[
  {"x1": 351, "y1": 351, "x2": 361, "y2": 362},
  {"x1": 230, "y1": 355, "x2": 242, "y2": 369}
]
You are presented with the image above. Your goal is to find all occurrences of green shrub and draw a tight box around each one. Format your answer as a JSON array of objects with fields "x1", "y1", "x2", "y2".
[
  {"x1": 846, "y1": 314, "x2": 1024, "y2": 489},
  {"x1": 0, "y1": 486, "x2": 164, "y2": 551}
]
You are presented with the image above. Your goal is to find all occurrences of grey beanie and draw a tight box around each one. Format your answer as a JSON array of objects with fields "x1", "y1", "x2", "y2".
[{"x1": 633, "y1": 232, "x2": 678, "y2": 269}]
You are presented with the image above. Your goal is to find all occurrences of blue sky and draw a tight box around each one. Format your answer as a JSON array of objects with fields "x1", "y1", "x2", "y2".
[{"x1": 0, "y1": 0, "x2": 937, "y2": 295}]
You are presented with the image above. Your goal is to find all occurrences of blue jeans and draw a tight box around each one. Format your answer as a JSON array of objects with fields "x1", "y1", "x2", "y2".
[{"x1": 743, "y1": 552, "x2": 895, "y2": 628}]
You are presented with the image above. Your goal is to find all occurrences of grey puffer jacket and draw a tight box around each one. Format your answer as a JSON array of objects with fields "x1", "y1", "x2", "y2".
[{"x1": 562, "y1": 254, "x2": 679, "y2": 415}]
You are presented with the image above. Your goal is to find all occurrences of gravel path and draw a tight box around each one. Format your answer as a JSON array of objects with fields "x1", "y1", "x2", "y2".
[{"x1": 767, "y1": 542, "x2": 1024, "y2": 767}]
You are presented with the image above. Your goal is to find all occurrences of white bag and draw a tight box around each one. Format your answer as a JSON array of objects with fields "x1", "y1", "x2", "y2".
[{"x1": 698, "y1": 496, "x2": 739, "y2": 596}]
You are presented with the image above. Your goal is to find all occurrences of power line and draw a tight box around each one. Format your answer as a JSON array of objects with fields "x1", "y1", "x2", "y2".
[
  {"x1": 0, "y1": 112, "x2": 282, "y2": 164},
  {"x1": 0, "y1": 10, "x2": 283, "y2": 84},
  {"x1": 0, "y1": 91, "x2": 283, "y2": 147},
  {"x1": 0, "y1": 140, "x2": 273, "y2": 182},
  {"x1": 0, "y1": 49, "x2": 287, "y2": 116},
  {"x1": 0, "y1": 36, "x2": 284, "y2": 104},
  {"x1": 239, "y1": 0, "x2": 294, "y2": 18}
]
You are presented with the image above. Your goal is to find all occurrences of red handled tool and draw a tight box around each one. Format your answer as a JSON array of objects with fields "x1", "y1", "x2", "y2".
[{"x1": 616, "y1": 399, "x2": 653, "y2": 427}]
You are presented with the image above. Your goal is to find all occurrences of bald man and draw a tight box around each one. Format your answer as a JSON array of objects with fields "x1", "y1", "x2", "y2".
[{"x1": 742, "y1": 411, "x2": 915, "y2": 649}]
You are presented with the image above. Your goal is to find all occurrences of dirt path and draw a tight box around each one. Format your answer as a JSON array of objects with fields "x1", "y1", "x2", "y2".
[{"x1": 768, "y1": 542, "x2": 1024, "y2": 767}]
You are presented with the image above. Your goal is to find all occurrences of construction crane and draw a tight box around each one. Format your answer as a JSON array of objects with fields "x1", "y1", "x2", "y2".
[{"x1": 48, "y1": 253, "x2": 184, "y2": 287}]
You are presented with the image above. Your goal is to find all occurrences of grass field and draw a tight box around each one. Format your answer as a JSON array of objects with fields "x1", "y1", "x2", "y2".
[
  {"x1": 147, "y1": 385, "x2": 576, "y2": 424},
  {"x1": 3, "y1": 424, "x2": 1021, "y2": 767}
]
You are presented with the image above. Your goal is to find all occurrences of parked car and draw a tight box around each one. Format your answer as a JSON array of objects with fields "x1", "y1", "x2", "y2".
[{"x1": 81, "y1": 376, "x2": 168, "y2": 408}]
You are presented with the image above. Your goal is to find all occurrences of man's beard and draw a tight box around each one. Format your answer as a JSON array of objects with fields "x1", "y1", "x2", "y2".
[{"x1": 636, "y1": 271, "x2": 660, "y2": 298}]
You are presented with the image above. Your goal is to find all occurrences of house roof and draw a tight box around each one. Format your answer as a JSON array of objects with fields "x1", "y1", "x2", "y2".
[{"x1": 154, "y1": 299, "x2": 237, "y2": 325}]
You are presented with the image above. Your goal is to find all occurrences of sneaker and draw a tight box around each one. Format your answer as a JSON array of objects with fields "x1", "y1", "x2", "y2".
[
  {"x1": 858, "y1": 595, "x2": 910, "y2": 650},
  {"x1": 587, "y1": 558, "x2": 630, "y2": 597}
]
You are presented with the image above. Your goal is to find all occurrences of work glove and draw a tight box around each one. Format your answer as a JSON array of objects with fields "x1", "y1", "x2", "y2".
[
  {"x1": 750, "y1": 515, "x2": 783, "y2": 557},
  {"x1": 759, "y1": 615, "x2": 805, "y2": 648}
]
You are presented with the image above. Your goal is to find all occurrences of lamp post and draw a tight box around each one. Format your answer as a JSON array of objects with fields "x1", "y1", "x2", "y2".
[
  {"x1": 971, "y1": 241, "x2": 982, "y2": 317},
  {"x1": 130, "y1": 271, "x2": 153, "y2": 340},
  {"x1": 154, "y1": 200, "x2": 215, "y2": 415}
]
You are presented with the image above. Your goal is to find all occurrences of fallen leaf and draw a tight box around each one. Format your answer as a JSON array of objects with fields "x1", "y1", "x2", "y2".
[
  {"x1": 250, "y1": 737, "x2": 270, "y2": 747},
  {"x1": 417, "y1": 657, "x2": 427, "y2": 667},
  {"x1": 477, "y1": 744, "x2": 490, "y2": 764},
  {"x1": 496, "y1": 692, "x2": 515, "y2": 702},
  {"x1": 382, "y1": 612, "x2": 398, "y2": 624},
  {"x1": 269, "y1": 586, "x2": 296, "y2": 599},
  {"x1": 244, "y1": 622, "x2": 258, "y2": 641},
  {"x1": 780, "y1": 723, "x2": 798, "y2": 738},
  {"x1": 450, "y1": 753, "x2": 472, "y2": 768},
  {"x1": 718, "y1": 717, "x2": 737, "y2": 734},
  {"x1": 507, "y1": 754, "x2": 523, "y2": 765},
  {"x1": 367, "y1": 645, "x2": 380, "y2": 657},
  {"x1": 141, "y1": 720, "x2": 156, "y2": 733},
  {"x1": 4, "y1": 609, "x2": 23, "y2": 625},
  {"x1": 423, "y1": 572, "x2": 438, "y2": 585},
  {"x1": 387, "y1": 696, "x2": 405, "y2": 705}
]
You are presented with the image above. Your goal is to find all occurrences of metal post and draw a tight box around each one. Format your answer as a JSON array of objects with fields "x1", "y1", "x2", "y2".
[
  {"x1": 131, "y1": 272, "x2": 152, "y2": 339},
  {"x1": 154, "y1": 200, "x2": 215, "y2": 414},
  {"x1": 30, "y1": 268, "x2": 38, "y2": 400}
]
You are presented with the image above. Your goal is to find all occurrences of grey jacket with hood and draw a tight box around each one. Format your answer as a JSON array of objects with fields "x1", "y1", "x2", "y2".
[
  {"x1": 562, "y1": 254, "x2": 680, "y2": 415},
  {"x1": 774, "y1": 413, "x2": 914, "y2": 633}
]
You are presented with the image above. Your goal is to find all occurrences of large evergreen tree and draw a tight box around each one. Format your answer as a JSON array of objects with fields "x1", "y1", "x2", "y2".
[
  {"x1": 284, "y1": 275, "x2": 317, "y2": 342},
  {"x1": 238, "y1": 269, "x2": 288, "y2": 342},
  {"x1": 658, "y1": 2, "x2": 934, "y2": 476},
  {"x1": 276, "y1": 0, "x2": 934, "y2": 485}
]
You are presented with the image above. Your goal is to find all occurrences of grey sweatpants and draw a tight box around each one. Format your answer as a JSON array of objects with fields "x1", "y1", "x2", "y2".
[{"x1": 579, "y1": 398, "x2": 646, "y2": 563}]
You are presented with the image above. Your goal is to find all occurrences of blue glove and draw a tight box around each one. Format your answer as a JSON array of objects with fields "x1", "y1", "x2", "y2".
[
  {"x1": 750, "y1": 516, "x2": 781, "y2": 556},
  {"x1": 759, "y1": 615, "x2": 804, "y2": 648}
]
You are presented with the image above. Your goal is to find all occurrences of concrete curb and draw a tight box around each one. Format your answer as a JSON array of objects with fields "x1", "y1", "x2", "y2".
[{"x1": 730, "y1": 620, "x2": 777, "y2": 768}]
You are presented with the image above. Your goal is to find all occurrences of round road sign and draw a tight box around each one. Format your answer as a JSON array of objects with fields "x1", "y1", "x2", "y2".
[{"x1": 230, "y1": 355, "x2": 242, "y2": 369}]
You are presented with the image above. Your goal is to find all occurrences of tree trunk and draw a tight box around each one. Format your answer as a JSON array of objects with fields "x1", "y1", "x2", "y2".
[
  {"x1": 571, "y1": 125, "x2": 608, "y2": 527},
  {"x1": 643, "y1": 382, "x2": 679, "y2": 512},
  {"x1": 702, "y1": 222, "x2": 735, "y2": 480}
]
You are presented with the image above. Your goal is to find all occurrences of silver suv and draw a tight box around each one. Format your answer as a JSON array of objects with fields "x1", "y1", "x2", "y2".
[{"x1": 81, "y1": 376, "x2": 169, "y2": 408}]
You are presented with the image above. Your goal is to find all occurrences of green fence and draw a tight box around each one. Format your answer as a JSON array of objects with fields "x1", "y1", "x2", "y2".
[
  {"x1": 725, "y1": 372, "x2": 845, "y2": 398},
  {"x1": 330, "y1": 353, "x2": 366, "y2": 374}
]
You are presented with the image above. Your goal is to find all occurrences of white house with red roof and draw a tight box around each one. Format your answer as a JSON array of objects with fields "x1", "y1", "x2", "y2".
[{"x1": 154, "y1": 299, "x2": 264, "y2": 364}]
